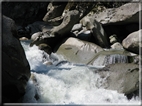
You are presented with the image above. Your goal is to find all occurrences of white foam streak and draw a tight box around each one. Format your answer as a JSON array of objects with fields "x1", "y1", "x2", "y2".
[{"x1": 23, "y1": 69, "x2": 140, "y2": 104}]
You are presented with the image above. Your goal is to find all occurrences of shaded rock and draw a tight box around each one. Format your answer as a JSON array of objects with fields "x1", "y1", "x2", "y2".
[
  {"x1": 122, "y1": 29, "x2": 142, "y2": 54},
  {"x1": 29, "y1": 10, "x2": 80, "y2": 49},
  {"x1": 2, "y1": 2, "x2": 49, "y2": 26},
  {"x1": 17, "y1": 21, "x2": 53, "y2": 39},
  {"x1": 30, "y1": 31, "x2": 59, "y2": 50},
  {"x1": 109, "y1": 34, "x2": 119, "y2": 44},
  {"x1": 17, "y1": 26, "x2": 31, "y2": 39},
  {"x1": 2, "y1": 15, "x2": 31, "y2": 102},
  {"x1": 132, "y1": 55, "x2": 140, "y2": 64},
  {"x1": 96, "y1": 63, "x2": 139, "y2": 94},
  {"x1": 38, "y1": 43, "x2": 52, "y2": 55},
  {"x1": 109, "y1": 34, "x2": 123, "y2": 49},
  {"x1": 94, "y1": 3, "x2": 140, "y2": 25},
  {"x1": 126, "y1": 89, "x2": 139, "y2": 100},
  {"x1": 26, "y1": 21, "x2": 53, "y2": 36},
  {"x1": 103, "y1": 23, "x2": 139, "y2": 43},
  {"x1": 54, "y1": 37, "x2": 103, "y2": 64},
  {"x1": 80, "y1": 15, "x2": 110, "y2": 48},
  {"x1": 46, "y1": 16, "x2": 64, "y2": 26}
]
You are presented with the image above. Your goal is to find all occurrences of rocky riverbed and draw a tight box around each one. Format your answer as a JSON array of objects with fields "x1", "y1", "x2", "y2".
[{"x1": 2, "y1": 1, "x2": 141, "y2": 104}]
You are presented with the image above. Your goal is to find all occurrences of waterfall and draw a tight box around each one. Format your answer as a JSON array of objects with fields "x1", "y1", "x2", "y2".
[
  {"x1": 103, "y1": 54, "x2": 128, "y2": 65},
  {"x1": 92, "y1": 50, "x2": 130, "y2": 66}
]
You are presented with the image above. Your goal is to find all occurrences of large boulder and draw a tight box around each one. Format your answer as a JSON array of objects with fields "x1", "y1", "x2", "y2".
[
  {"x1": 93, "y1": 2, "x2": 140, "y2": 43},
  {"x1": 2, "y1": 15, "x2": 31, "y2": 102},
  {"x1": 93, "y1": 3, "x2": 140, "y2": 25},
  {"x1": 80, "y1": 16, "x2": 110, "y2": 48},
  {"x1": 96, "y1": 63, "x2": 139, "y2": 95},
  {"x1": 54, "y1": 37, "x2": 103, "y2": 64},
  {"x1": 122, "y1": 29, "x2": 142, "y2": 54},
  {"x1": 30, "y1": 10, "x2": 80, "y2": 48},
  {"x1": 51, "y1": 10, "x2": 80, "y2": 37}
]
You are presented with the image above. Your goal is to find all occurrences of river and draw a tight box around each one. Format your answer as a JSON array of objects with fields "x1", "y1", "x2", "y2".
[{"x1": 20, "y1": 40, "x2": 140, "y2": 105}]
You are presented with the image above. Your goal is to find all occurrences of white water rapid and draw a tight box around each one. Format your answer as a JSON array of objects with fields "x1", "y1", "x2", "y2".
[{"x1": 21, "y1": 40, "x2": 140, "y2": 105}]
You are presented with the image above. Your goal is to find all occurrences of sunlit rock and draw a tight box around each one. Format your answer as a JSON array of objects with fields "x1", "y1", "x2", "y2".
[
  {"x1": 96, "y1": 63, "x2": 139, "y2": 95},
  {"x1": 122, "y1": 29, "x2": 142, "y2": 54},
  {"x1": 94, "y1": 3, "x2": 140, "y2": 25},
  {"x1": 54, "y1": 37, "x2": 103, "y2": 64}
]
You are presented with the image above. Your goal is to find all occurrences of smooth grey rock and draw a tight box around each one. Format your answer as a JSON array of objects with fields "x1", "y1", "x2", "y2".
[
  {"x1": 30, "y1": 31, "x2": 58, "y2": 50},
  {"x1": 122, "y1": 29, "x2": 142, "y2": 54},
  {"x1": 55, "y1": 37, "x2": 103, "y2": 64},
  {"x1": 96, "y1": 63, "x2": 139, "y2": 94},
  {"x1": 38, "y1": 43, "x2": 52, "y2": 55}
]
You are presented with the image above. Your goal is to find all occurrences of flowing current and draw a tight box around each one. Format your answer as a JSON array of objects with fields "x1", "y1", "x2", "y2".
[{"x1": 21, "y1": 40, "x2": 140, "y2": 105}]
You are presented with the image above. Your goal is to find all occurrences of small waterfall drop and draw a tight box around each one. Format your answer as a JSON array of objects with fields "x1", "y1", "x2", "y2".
[
  {"x1": 103, "y1": 54, "x2": 128, "y2": 65},
  {"x1": 92, "y1": 50, "x2": 130, "y2": 66}
]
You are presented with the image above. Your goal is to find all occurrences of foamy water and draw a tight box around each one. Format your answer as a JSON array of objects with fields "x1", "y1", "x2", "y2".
[{"x1": 21, "y1": 40, "x2": 140, "y2": 105}]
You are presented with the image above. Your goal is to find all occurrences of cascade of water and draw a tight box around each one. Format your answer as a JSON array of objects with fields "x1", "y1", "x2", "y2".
[
  {"x1": 103, "y1": 54, "x2": 128, "y2": 66},
  {"x1": 20, "y1": 41, "x2": 140, "y2": 104},
  {"x1": 92, "y1": 50, "x2": 130, "y2": 66}
]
